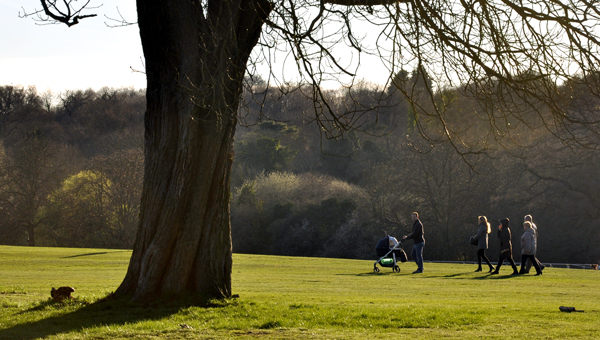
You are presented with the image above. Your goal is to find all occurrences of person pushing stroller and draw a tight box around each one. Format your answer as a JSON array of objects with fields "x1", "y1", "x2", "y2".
[{"x1": 402, "y1": 212, "x2": 425, "y2": 274}]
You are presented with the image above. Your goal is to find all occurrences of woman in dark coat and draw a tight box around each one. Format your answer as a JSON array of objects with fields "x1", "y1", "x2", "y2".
[
  {"x1": 491, "y1": 218, "x2": 519, "y2": 275},
  {"x1": 473, "y1": 216, "x2": 495, "y2": 273}
]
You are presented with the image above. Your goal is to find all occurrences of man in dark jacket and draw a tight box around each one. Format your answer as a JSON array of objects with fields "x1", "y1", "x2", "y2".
[
  {"x1": 491, "y1": 218, "x2": 519, "y2": 275},
  {"x1": 403, "y1": 212, "x2": 425, "y2": 274}
]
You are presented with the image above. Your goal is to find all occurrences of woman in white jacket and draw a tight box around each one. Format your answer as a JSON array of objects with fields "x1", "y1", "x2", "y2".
[{"x1": 519, "y1": 221, "x2": 543, "y2": 275}]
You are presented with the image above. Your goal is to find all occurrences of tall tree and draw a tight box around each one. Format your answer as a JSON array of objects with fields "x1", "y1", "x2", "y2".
[
  {"x1": 0, "y1": 130, "x2": 67, "y2": 246},
  {"x1": 31, "y1": 0, "x2": 600, "y2": 302}
]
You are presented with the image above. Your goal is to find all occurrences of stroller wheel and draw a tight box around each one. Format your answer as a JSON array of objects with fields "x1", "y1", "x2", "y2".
[
  {"x1": 393, "y1": 265, "x2": 400, "y2": 273},
  {"x1": 373, "y1": 267, "x2": 380, "y2": 273}
]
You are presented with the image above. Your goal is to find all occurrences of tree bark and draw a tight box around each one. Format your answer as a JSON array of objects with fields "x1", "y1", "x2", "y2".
[{"x1": 115, "y1": 0, "x2": 271, "y2": 302}]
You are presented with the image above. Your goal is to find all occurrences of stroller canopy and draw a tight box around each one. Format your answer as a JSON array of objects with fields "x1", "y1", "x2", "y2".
[{"x1": 375, "y1": 236, "x2": 398, "y2": 251}]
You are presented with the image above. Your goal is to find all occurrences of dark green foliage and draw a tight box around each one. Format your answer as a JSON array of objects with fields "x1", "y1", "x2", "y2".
[
  {"x1": 319, "y1": 138, "x2": 355, "y2": 179},
  {"x1": 234, "y1": 122, "x2": 298, "y2": 180},
  {"x1": 272, "y1": 202, "x2": 293, "y2": 221},
  {"x1": 256, "y1": 137, "x2": 296, "y2": 173},
  {"x1": 268, "y1": 197, "x2": 359, "y2": 257},
  {"x1": 237, "y1": 181, "x2": 257, "y2": 206},
  {"x1": 308, "y1": 198, "x2": 356, "y2": 234},
  {"x1": 258, "y1": 121, "x2": 298, "y2": 135}
]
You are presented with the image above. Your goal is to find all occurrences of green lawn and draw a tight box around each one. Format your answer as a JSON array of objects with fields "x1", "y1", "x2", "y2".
[{"x1": 0, "y1": 245, "x2": 598, "y2": 339}]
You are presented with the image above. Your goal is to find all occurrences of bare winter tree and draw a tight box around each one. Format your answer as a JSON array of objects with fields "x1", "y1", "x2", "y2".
[
  {"x1": 0, "y1": 130, "x2": 68, "y2": 246},
  {"x1": 30, "y1": 0, "x2": 600, "y2": 302}
]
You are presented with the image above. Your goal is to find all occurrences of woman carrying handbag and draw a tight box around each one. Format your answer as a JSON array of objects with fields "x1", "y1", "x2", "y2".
[{"x1": 472, "y1": 216, "x2": 495, "y2": 273}]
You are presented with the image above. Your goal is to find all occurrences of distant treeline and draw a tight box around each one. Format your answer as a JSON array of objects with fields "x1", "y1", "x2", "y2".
[
  {"x1": 0, "y1": 86, "x2": 144, "y2": 249},
  {"x1": 0, "y1": 82, "x2": 598, "y2": 264}
]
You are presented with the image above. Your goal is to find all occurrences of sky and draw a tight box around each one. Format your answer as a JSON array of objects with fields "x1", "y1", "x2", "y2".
[
  {"x1": 1, "y1": 0, "x2": 145, "y2": 93},
  {"x1": 1, "y1": 0, "x2": 391, "y2": 94}
]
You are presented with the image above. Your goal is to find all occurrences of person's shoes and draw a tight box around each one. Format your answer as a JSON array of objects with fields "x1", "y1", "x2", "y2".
[
  {"x1": 535, "y1": 272, "x2": 542, "y2": 276},
  {"x1": 490, "y1": 271, "x2": 499, "y2": 275},
  {"x1": 511, "y1": 271, "x2": 520, "y2": 275},
  {"x1": 475, "y1": 268, "x2": 482, "y2": 272},
  {"x1": 412, "y1": 270, "x2": 423, "y2": 274},
  {"x1": 523, "y1": 270, "x2": 530, "y2": 274},
  {"x1": 488, "y1": 266, "x2": 495, "y2": 273}
]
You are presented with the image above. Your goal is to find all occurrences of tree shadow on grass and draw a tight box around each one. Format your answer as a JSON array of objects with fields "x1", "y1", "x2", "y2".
[
  {"x1": 484, "y1": 274, "x2": 521, "y2": 280},
  {"x1": 0, "y1": 296, "x2": 228, "y2": 340},
  {"x1": 421, "y1": 272, "x2": 516, "y2": 280},
  {"x1": 61, "y1": 250, "x2": 130, "y2": 258},
  {"x1": 61, "y1": 252, "x2": 109, "y2": 258},
  {"x1": 338, "y1": 271, "x2": 406, "y2": 276}
]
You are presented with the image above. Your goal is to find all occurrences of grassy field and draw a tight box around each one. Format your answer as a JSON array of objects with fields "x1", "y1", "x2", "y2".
[{"x1": 0, "y1": 245, "x2": 598, "y2": 339}]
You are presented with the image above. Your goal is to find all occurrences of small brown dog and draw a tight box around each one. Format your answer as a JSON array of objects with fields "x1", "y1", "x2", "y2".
[
  {"x1": 51, "y1": 287, "x2": 75, "y2": 301},
  {"x1": 591, "y1": 264, "x2": 598, "y2": 270}
]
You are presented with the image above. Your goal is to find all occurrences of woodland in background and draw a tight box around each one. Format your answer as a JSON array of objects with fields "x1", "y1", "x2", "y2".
[{"x1": 0, "y1": 79, "x2": 598, "y2": 264}]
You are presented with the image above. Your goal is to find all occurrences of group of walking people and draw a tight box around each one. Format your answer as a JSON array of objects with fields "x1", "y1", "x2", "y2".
[
  {"x1": 473, "y1": 215, "x2": 545, "y2": 275},
  {"x1": 398, "y1": 212, "x2": 544, "y2": 275}
]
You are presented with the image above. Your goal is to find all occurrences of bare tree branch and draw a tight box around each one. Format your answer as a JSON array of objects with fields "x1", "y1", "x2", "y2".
[
  {"x1": 21, "y1": 0, "x2": 97, "y2": 27},
  {"x1": 325, "y1": 0, "x2": 409, "y2": 4}
]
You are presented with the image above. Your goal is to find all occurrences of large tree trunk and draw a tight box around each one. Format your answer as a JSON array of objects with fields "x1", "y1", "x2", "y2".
[{"x1": 115, "y1": 0, "x2": 271, "y2": 302}]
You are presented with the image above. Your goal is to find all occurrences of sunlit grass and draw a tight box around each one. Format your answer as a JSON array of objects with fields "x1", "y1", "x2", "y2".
[{"x1": 0, "y1": 245, "x2": 598, "y2": 339}]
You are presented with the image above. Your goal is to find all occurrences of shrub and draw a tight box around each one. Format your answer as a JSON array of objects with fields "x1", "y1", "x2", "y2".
[{"x1": 231, "y1": 172, "x2": 373, "y2": 258}]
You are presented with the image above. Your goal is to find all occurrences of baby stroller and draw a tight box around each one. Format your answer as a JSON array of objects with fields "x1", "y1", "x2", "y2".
[{"x1": 373, "y1": 235, "x2": 407, "y2": 273}]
